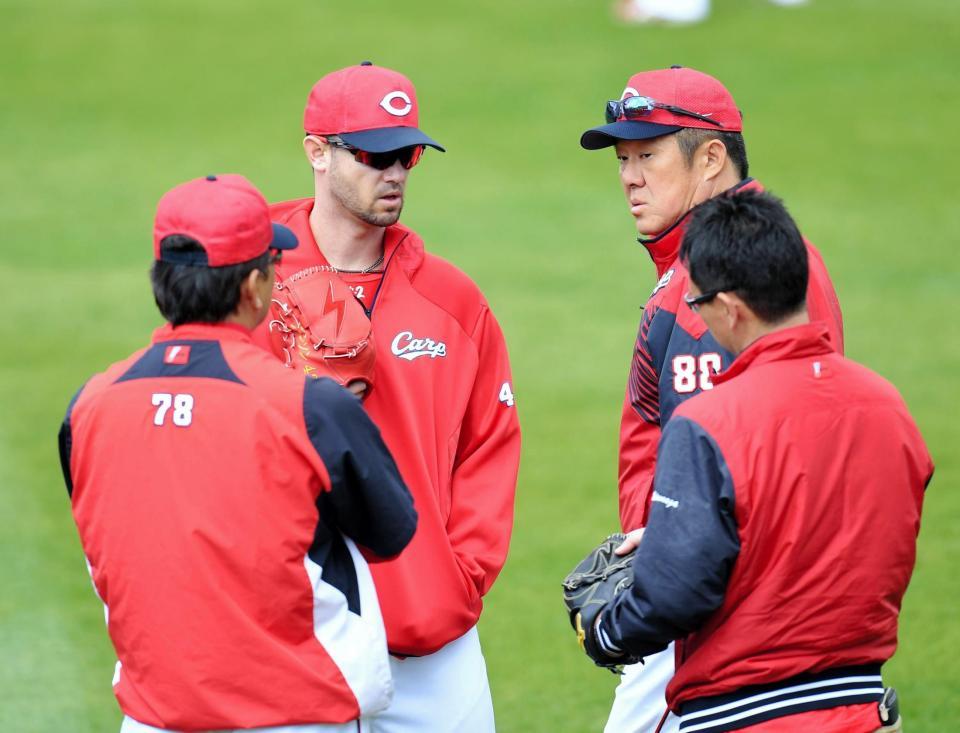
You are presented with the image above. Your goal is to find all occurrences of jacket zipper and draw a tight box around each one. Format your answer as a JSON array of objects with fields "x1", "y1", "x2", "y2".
[{"x1": 365, "y1": 231, "x2": 408, "y2": 319}]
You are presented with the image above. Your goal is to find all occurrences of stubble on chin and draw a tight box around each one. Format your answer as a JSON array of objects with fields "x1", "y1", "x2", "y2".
[
  {"x1": 331, "y1": 181, "x2": 403, "y2": 227},
  {"x1": 356, "y1": 201, "x2": 403, "y2": 227}
]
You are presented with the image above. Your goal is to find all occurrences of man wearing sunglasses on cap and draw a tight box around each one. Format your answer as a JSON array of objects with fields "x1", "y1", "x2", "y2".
[
  {"x1": 578, "y1": 190, "x2": 929, "y2": 733},
  {"x1": 577, "y1": 66, "x2": 844, "y2": 732},
  {"x1": 253, "y1": 63, "x2": 520, "y2": 733}
]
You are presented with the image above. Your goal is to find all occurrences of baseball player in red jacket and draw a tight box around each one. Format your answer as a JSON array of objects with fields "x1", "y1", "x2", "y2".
[
  {"x1": 580, "y1": 190, "x2": 931, "y2": 733},
  {"x1": 59, "y1": 174, "x2": 417, "y2": 732},
  {"x1": 251, "y1": 63, "x2": 521, "y2": 732},
  {"x1": 579, "y1": 66, "x2": 845, "y2": 732}
]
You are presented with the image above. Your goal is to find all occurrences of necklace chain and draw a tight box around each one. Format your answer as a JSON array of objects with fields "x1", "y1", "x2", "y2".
[{"x1": 333, "y1": 251, "x2": 385, "y2": 274}]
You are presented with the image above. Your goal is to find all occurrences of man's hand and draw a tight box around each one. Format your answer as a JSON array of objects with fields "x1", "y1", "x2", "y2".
[
  {"x1": 562, "y1": 533, "x2": 644, "y2": 672},
  {"x1": 574, "y1": 606, "x2": 639, "y2": 672},
  {"x1": 615, "y1": 527, "x2": 645, "y2": 556}
]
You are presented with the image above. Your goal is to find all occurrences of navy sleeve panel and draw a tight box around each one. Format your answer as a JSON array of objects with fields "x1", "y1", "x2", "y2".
[
  {"x1": 644, "y1": 305, "x2": 674, "y2": 378},
  {"x1": 628, "y1": 307, "x2": 672, "y2": 425},
  {"x1": 603, "y1": 416, "x2": 740, "y2": 657},
  {"x1": 308, "y1": 522, "x2": 363, "y2": 614},
  {"x1": 303, "y1": 377, "x2": 417, "y2": 558},
  {"x1": 58, "y1": 383, "x2": 87, "y2": 498}
]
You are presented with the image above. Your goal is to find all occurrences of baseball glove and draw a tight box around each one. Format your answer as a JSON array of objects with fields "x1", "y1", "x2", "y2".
[
  {"x1": 562, "y1": 532, "x2": 642, "y2": 671},
  {"x1": 267, "y1": 265, "x2": 376, "y2": 393}
]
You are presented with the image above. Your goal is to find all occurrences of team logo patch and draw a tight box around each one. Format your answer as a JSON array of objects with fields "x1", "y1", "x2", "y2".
[
  {"x1": 621, "y1": 86, "x2": 640, "y2": 100},
  {"x1": 650, "y1": 268, "x2": 674, "y2": 297},
  {"x1": 391, "y1": 330, "x2": 446, "y2": 361},
  {"x1": 379, "y1": 91, "x2": 412, "y2": 117},
  {"x1": 163, "y1": 345, "x2": 191, "y2": 365}
]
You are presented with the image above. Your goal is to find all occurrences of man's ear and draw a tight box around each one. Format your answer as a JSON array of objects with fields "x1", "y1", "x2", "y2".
[
  {"x1": 304, "y1": 135, "x2": 330, "y2": 172},
  {"x1": 715, "y1": 290, "x2": 741, "y2": 329},
  {"x1": 701, "y1": 138, "x2": 729, "y2": 182},
  {"x1": 238, "y1": 269, "x2": 264, "y2": 313}
]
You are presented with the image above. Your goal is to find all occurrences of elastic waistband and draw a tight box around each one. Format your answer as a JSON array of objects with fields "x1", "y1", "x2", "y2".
[{"x1": 678, "y1": 664, "x2": 883, "y2": 733}]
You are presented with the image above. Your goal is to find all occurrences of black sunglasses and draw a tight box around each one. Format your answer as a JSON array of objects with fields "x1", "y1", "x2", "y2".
[
  {"x1": 684, "y1": 286, "x2": 737, "y2": 311},
  {"x1": 606, "y1": 96, "x2": 722, "y2": 127},
  {"x1": 324, "y1": 136, "x2": 424, "y2": 171}
]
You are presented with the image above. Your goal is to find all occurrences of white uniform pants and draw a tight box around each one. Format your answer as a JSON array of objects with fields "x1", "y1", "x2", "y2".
[
  {"x1": 122, "y1": 626, "x2": 493, "y2": 733},
  {"x1": 604, "y1": 643, "x2": 680, "y2": 733},
  {"x1": 623, "y1": 0, "x2": 806, "y2": 24},
  {"x1": 370, "y1": 626, "x2": 495, "y2": 733},
  {"x1": 121, "y1": 718, "x2": 366, "y2": 733}
]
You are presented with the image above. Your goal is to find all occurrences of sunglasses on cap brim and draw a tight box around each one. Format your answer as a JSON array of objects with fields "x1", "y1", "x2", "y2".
[
  {"x1": 322, "y1": 135, "x2": 424, "y2": 170},
  {"x1": 606, "y1": 96, "x2": 722, "y2": 127}
]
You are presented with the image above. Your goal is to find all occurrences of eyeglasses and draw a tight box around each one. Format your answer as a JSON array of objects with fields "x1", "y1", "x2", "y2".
[
  {"x1": 323, "y1": 136, "x2": 424, "y2": 170},
  {"x1": 268, "y1": 250, "x2": 283, "y2": 266},
  {"x1": 683, "y1": 286, "x2": 736, "y2": 311},
  {"x1": 606, "y1": 96, "x2": 722, "y2": 127}
]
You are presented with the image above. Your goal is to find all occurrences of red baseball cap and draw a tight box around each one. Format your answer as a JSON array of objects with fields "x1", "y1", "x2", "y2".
[
  {"x1": 153, "y1": 175, "x2": 298, "y2": 267},
  {"x1": 303, "y1": 62, "x2": 445, "y2": 154},
  {"x1": 581, "y1": 66, "x2": 743, "y2": 150}
]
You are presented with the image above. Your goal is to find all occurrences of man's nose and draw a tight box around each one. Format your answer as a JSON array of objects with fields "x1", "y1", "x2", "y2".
[
  {"x1": 622, "y1": 160, "x2": 645, "y2": 187},
  {"x1": 382, "y1": 161, "x2": 409, "y2": 182}
]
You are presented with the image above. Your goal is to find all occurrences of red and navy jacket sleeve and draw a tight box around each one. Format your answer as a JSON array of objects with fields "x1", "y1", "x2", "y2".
[
  {"x1": 618, "y1": 305, "x2": 663, "y2": 532},
  {"x1": 303, "y1": 377, "x2": 417, "y2": 560},
  {"x1": 804, "y1": 239, "x2": 844, "y2": 354},
  {"x1": 603, "y1": 415, "x2": 740, "y2": 657},
  {"x1": 57, "y1": 384, "x2": 86, "y2": 497},
  {"x1": 619, "y1": 284, "x2": 732, "y2": 531}
]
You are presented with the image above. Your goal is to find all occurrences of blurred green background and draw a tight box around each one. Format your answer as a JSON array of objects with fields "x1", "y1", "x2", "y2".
[{"x1": 2, "y1": 0, "x2": 957, "y2": 730}]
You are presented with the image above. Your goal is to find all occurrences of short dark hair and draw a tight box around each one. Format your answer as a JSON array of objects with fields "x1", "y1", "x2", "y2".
[
  {"x1": 680, "y1": 190, "x2": 807, "y2": 323},
  {"x1": 676, "y1": 128, "x2": 749, "y2": 179},
  {"x1": 150, "y1": 235, "x2": 270, "y2": 326}
]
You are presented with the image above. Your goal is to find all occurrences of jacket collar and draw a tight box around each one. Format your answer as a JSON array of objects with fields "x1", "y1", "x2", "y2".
[
  {"x1": 713, "y1": 322, "x2": 834, "y2": 386},
  {"x1": 152, "y1": 321, "x2": 253, "y2": 344},
  {"x1": 639, "y1": 178, "x2": 760, "y2": 279}
]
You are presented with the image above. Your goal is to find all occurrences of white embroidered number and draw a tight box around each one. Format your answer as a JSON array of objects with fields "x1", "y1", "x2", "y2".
[
  {"x1": 152, "y1": 393, "x2": 194, "y2": 427},
  {"x1": 498, "y1": 381, "x2": 516, "y2": 407},
  {"x1": 672, "y1": 353, "x2": 721, "y2": 394}
]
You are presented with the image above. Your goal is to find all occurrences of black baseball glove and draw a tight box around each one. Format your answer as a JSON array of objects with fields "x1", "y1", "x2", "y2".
[{"x1": 562, "y1": 533, "x2": 643, "y2": 672}]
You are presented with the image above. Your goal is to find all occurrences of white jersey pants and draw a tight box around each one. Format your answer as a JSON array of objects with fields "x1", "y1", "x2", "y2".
[
  {"x1": 370, "y1": 625, "x2": 495, "y2": 733},
  {"x1": 622, "y1": 0, "x2": 805, "y2": 23},
  {"x1": 604, "y1": 643, "x2": 680, "y2": 733},
  {"x1": 121, "y1": 717, "x2": 367, "y2": 733}
]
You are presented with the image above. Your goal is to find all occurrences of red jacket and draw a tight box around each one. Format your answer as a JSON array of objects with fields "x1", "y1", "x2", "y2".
[
  {"x1": 603, "y1": 324, "x2": 932, "y2": 729},
  {"x1": 254, "y1": 199, "x2": 521, "y2": 655},
  {"x1": 618, "y1": 179, "x2": 844, "y2": 531},
  {"x1": 60, "y1": 322, "x2": 416, "y2": 729}
]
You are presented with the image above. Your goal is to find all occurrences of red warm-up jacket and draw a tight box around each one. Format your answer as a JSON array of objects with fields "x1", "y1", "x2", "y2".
[
  {"x1": 618, "y1": 179, "x2": 844, "y2": 532},
  {"x1": 60, "y1": 322, "x2": 416, "y2": 729},
  {"x1": 602, "y1": 324, "x2": 933, "y2": 732},
  {"x1": 253, "y1": 199, "x2": 521, "y2": 656}
]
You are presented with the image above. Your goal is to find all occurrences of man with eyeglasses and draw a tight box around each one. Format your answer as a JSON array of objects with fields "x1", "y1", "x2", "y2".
[
  {"x1": 578, "y1": 66, "x2": 844, "y2": 732},
  {"x1": 575, "y1": 190, "x2": 930, "y2": 733},
  {"x1": 253, "y1": 63, "x2": 520, "y2": 733},
  {"x1": 59, "y1": 174, "x2": 417, "y2": 732}
]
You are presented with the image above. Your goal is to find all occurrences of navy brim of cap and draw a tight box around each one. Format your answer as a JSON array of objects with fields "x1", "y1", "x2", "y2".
[
  {"x1": 340, "y1": 126, "x2": 446, "y2": 153},
  {"x1": 270, "y1": 223, "x2": 299, "y2": 251},
  {"x1": 580, "y1": 120, "x2": 683, "y2": 150}
]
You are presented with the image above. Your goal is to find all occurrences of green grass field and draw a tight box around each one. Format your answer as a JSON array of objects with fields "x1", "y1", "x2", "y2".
[{"x1": 2, "y1": 0, "x2": 958, "y2": 730}]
